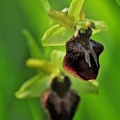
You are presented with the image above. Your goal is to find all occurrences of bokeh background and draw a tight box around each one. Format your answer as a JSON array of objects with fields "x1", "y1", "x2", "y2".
[{"x1": 0, "y1": 0, "x2": 120, "y2": 120}]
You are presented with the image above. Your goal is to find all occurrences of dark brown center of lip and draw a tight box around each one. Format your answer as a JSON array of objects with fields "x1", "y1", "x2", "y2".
[{"x1": 63, "y1": 27, "x2": 104, "y2": 80}]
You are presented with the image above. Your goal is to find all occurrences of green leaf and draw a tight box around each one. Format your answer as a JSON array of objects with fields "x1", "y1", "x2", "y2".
[
  {"x1": 70, "y1": 75, "x2": 99, "y2": 94},
  {"x1": 42, "y1": 25, "x2": 74, "y2": 46},
  {"x1": 15, "y1": 74, "x2": 50, "y2": 99},
  {"x1": 28, "y1": 99, "x2": 47, "y2": 120},
  {"x1": 22, "y1": 29, "x2": 41, "y2": 59},
  {"x1": 0, "y1": 38, "x2": 7, "y2": 120},
  {"x1": 116, "y1": 0, "x2": 120, "y2": 6},
  {"x1": 40, "y1": 0, "x2": 51, "y2": 12},
  {"x1": 48, "y1": 10, "x2": 75, "y2": 29},
  {"x1": 68, "y1": 0, "x2": 84, "y2": 21}
]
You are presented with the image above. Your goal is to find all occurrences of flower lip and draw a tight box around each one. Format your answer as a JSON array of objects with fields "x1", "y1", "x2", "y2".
[
  {"x1": 43, "y1": 75, "x2": 80, "y2": 120},
  {"x1": 63, "y1": 27, "x2": 104, "y2": 80}
]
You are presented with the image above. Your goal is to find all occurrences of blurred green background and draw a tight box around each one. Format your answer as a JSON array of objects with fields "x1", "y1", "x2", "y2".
[{"x1": 0, "y1": 0, "x2": 120, "y2": 120}]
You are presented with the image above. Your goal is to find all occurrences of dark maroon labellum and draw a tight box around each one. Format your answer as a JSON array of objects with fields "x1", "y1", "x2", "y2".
[
  {"x1": 63, "y1": 27, "x2": 104, "y2": 80},
  {"x1": 42, "y1": 75, "x2": 80, "y2": 120}
]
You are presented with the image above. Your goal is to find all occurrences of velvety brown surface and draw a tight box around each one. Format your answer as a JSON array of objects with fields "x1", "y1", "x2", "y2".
[{"x1": 63, "y1": 28, "x2": 104, "y2": 80}]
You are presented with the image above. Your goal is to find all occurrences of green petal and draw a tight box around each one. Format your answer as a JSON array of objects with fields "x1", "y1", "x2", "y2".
[
  {"x1": 48, "y1": 10, "x2": 75, "y2": 29},
  {"x1": 68, "y1": 0, "x2": 84, "y2": 21},
  {"x1": 41, "y1": 25, "x2": 74, "y2": 46},
  {"x1": 40, "y1": 0, "x2": 51, "y2": 12},
  {"x1": 22, "y1": 29, "x2": 41, "y2": 59},
  {"x1": 26, "y1": 58, "x2": 56, "y2": 74},
  {"x1": 71, "y1": 75, "x2": 99, "y2": 94},
  {"x1": 15, "y1": 74, "x2": 50, "y2": 99}
]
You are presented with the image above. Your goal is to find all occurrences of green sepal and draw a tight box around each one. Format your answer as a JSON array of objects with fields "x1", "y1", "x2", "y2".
[
  {"x1": 70, "y1": 74, "x2": 99, "y2": 94},
  {"x1": 22, "y1": 29, "x2": 41, "y2": 59},
  {"x1": 41, "y1": 25, "x2": 74, "y2": 46},
  {"x1": 68, "y1": 0, "x2": 84, "y2": 21},
  {"x1": 15, "y1": 74, "x2": 50, "y2": 99},
  {"x1": 48, "y1": 10, "x2": 75, "y2": 29}
]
